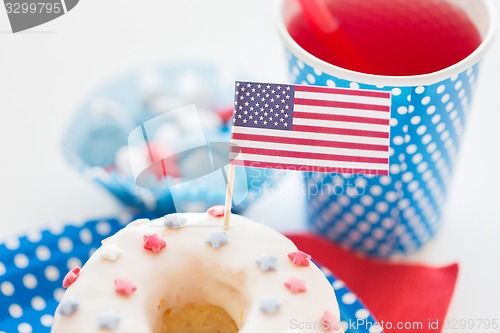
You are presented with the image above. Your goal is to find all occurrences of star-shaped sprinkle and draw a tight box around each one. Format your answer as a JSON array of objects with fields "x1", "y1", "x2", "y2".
[
  {"x1": 63, "y1": 267, "x2": 81, "y2": 288},
  {"x1": 114, "y1": 277, "x2": 137, "y2": 296},
  {"x1": 205, "y1": 230, "x2": 228, "y2": 249},
  {"x1": 99, "y1": 244, "x2": 123, "y2": 262},
  {"x1": 255, "y1": 253, "x2": 278, "y2": 272},
  {"x1": 259, "y1": 295, "x2": 281, "y2": 315},
  {"x1": 58, "y1": 297, "x2": 79, "y2": 316},
  {"x1": 143, "y1": 234, "x2": 166, "y2": 254},
  {"x1": 288, "y1": 250, "x2": 311, "y2": 267},
  {"x1": 321, "y1": 310, "x2": 341, "y2": 332},
  {"x1": 164, "y1": 214, "x2": 187, "y2": 229},
  {"x1": 97, "y1": 310, "x2": 121, "y2": 330},
  {"x1": 284, "y1": 276, "x2": 307, "y2": 294},
  {"x1": 206, "y1": 205, "x2": 225, "y2": 217}
]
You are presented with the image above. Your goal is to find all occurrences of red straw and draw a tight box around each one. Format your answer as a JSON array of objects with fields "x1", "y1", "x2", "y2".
[{"x1": 294, "y1": 0, "x2": 376, "y2": 74}]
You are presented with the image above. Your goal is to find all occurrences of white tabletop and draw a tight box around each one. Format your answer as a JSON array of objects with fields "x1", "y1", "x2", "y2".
[{"x1": 1, "y1": 1, "x2": 499, "y2": 331}]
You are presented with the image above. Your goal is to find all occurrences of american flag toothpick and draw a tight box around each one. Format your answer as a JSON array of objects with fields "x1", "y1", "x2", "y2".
[{"x1": 223, "y1": 81, "x2": 391, "y2": 228}]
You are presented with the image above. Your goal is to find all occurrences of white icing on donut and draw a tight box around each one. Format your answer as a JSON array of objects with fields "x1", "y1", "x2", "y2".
[{"x1": 51, "y1": 213, "x2": 340, "y2": 332}]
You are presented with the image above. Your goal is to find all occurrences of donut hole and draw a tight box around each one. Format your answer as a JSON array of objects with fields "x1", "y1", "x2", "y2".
[
  {"x1": 162, "y1": 304, "x2": 238, "y2": 333},
  {"x1": 155, "y1": 264, "x2": 247, "y2": 333}
]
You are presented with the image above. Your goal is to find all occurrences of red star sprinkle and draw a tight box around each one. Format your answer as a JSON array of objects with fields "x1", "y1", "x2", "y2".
[
  {"x1": 320, "y1": 310, "x2": 341, "y2": 332},
  {"x1": 207, "y1": 205, "x2": 225, "y2": 217},
  {"x1": 284, "y1": 276, "x2": 307, "y2": 294},
  {"x1": 114, "y1": 277, "x2": 137, "y2": 296},
  {"x1": 143, "y1": 234, "x2": 166, "y2": 254},
  {"x1": 287, "y1": 250, "x2": 311, "y2": 267},
  {"x1": 62, "y1": 267, "x2": 81, "y2": 288}
]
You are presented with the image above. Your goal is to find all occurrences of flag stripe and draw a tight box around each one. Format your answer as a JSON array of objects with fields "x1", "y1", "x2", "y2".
[
  {"x1": 293, "y1": 105, "x2": 390, "y2": 119},
  {"x1": 293, "y1": 117, "x2": 390, "y2": 133},
  {"x1": 231, "y1": 139, "x2": 388, "y2": 158},
  {"x1": 294, "y1": 98, "x2": 390, "y2": 112},
  {"x1": 231, "y1": 133, "x2": 388, "y2": 152},
  {"x1": 293, "y1": 124, "x2": 390, "y2": 139},
  {"x1": 230, "y1": 153, "x2": 388, "y2": 172},
  {"x1": 295, "y1": 85, "x2": 391, "y2": 99},
  {"x1": 231, "y1": 159, "x2": 388, "y2": 175},
  {"x1": 295, "y1": 90, "x2": 390, "y2": 106},
  {"x1": 232, "y1": 126, "x2": 389, "y2": 146},
  {"x1": 293, "y1": 111, "x2": 390, "y2": 125},
  {"x1": 230, "y1": 146, "x2": 388, "y2": 163}
]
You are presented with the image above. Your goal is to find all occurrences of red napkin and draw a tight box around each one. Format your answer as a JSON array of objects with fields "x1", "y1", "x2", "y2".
[{"x1": 286, "y1": 233, "x2": 459, "y2": 333}]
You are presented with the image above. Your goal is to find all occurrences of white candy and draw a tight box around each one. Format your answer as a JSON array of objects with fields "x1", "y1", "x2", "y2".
[
  {"x1": 177, "y1": 71, "x2": 214, "y2": 108},
  {"x1": 176, "y1": 108, "x2": 221, "y2": 133},
  {"x1": 154, "y1": 123, "x2": 182, "y2": 150},
  {"x1": 198, "y1": 108, "x2": 222, "y2": 132},
  {"x1": 115, "y1": 145, "x2": 146, "y2": 176}
]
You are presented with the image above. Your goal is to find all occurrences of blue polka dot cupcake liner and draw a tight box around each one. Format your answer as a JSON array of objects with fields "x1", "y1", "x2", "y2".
[
  {"x1": 276, "y1": 0, "x2": 497, "y2": 257},
  {"x1": 61, "y1": 64, "x2": 281, "y2": 216},
  {"x1": 0, "y1": 216, "x2": 379, "y2": 333}
]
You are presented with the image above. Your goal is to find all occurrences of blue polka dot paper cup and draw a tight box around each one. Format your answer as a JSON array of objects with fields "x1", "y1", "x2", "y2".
[{"x1": 277, "y1": 0, "x2": 497, "y2": 256}]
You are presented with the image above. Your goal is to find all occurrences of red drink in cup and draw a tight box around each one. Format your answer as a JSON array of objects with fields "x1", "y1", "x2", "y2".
[
  {"x1": 277, "y1": 0, "x2": 497, "y2": 256},
  {"x1": 286, "y1": 0, "x2": 482, "y2": 76}
]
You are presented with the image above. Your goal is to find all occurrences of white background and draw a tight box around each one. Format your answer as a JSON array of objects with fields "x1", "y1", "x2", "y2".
[{"x1": 0, "y1": 1, "x2": 499, "y2": 331}]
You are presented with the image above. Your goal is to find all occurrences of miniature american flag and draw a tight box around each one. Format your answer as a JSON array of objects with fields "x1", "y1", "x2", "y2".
[{"x1": 229, "y1": 81, "x2": 391, "y2": 176}]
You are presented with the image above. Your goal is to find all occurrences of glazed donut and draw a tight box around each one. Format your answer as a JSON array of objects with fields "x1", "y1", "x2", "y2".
[{"x1": 51, "y1": 211, "x2": 341, "y2": 333}]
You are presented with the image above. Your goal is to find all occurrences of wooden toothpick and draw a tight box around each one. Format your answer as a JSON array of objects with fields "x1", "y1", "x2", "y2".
[{"x1": 223, "y1": 164, "x2": 236, "y2": 229}]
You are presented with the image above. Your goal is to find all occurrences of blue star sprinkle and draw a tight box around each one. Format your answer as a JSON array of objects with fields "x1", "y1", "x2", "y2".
[
  {"x1": 205, "y1": 230, "x2": 228, "y2": 249},
  {"x1": 58, "y1": 297, "x2": 79, "y2": 316},
  {"x1": 97, "y1": 310, "x2": 121, "y2": 330},
  {"x1": 255, "y1": 253, "x2": 278, "y2": 272},
  {"x1": 164, "y1": 214, "x2": 187, "y2": 229},
  {"x1": 259, "y1": 295, "x2": 282, "y2": 315}
]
